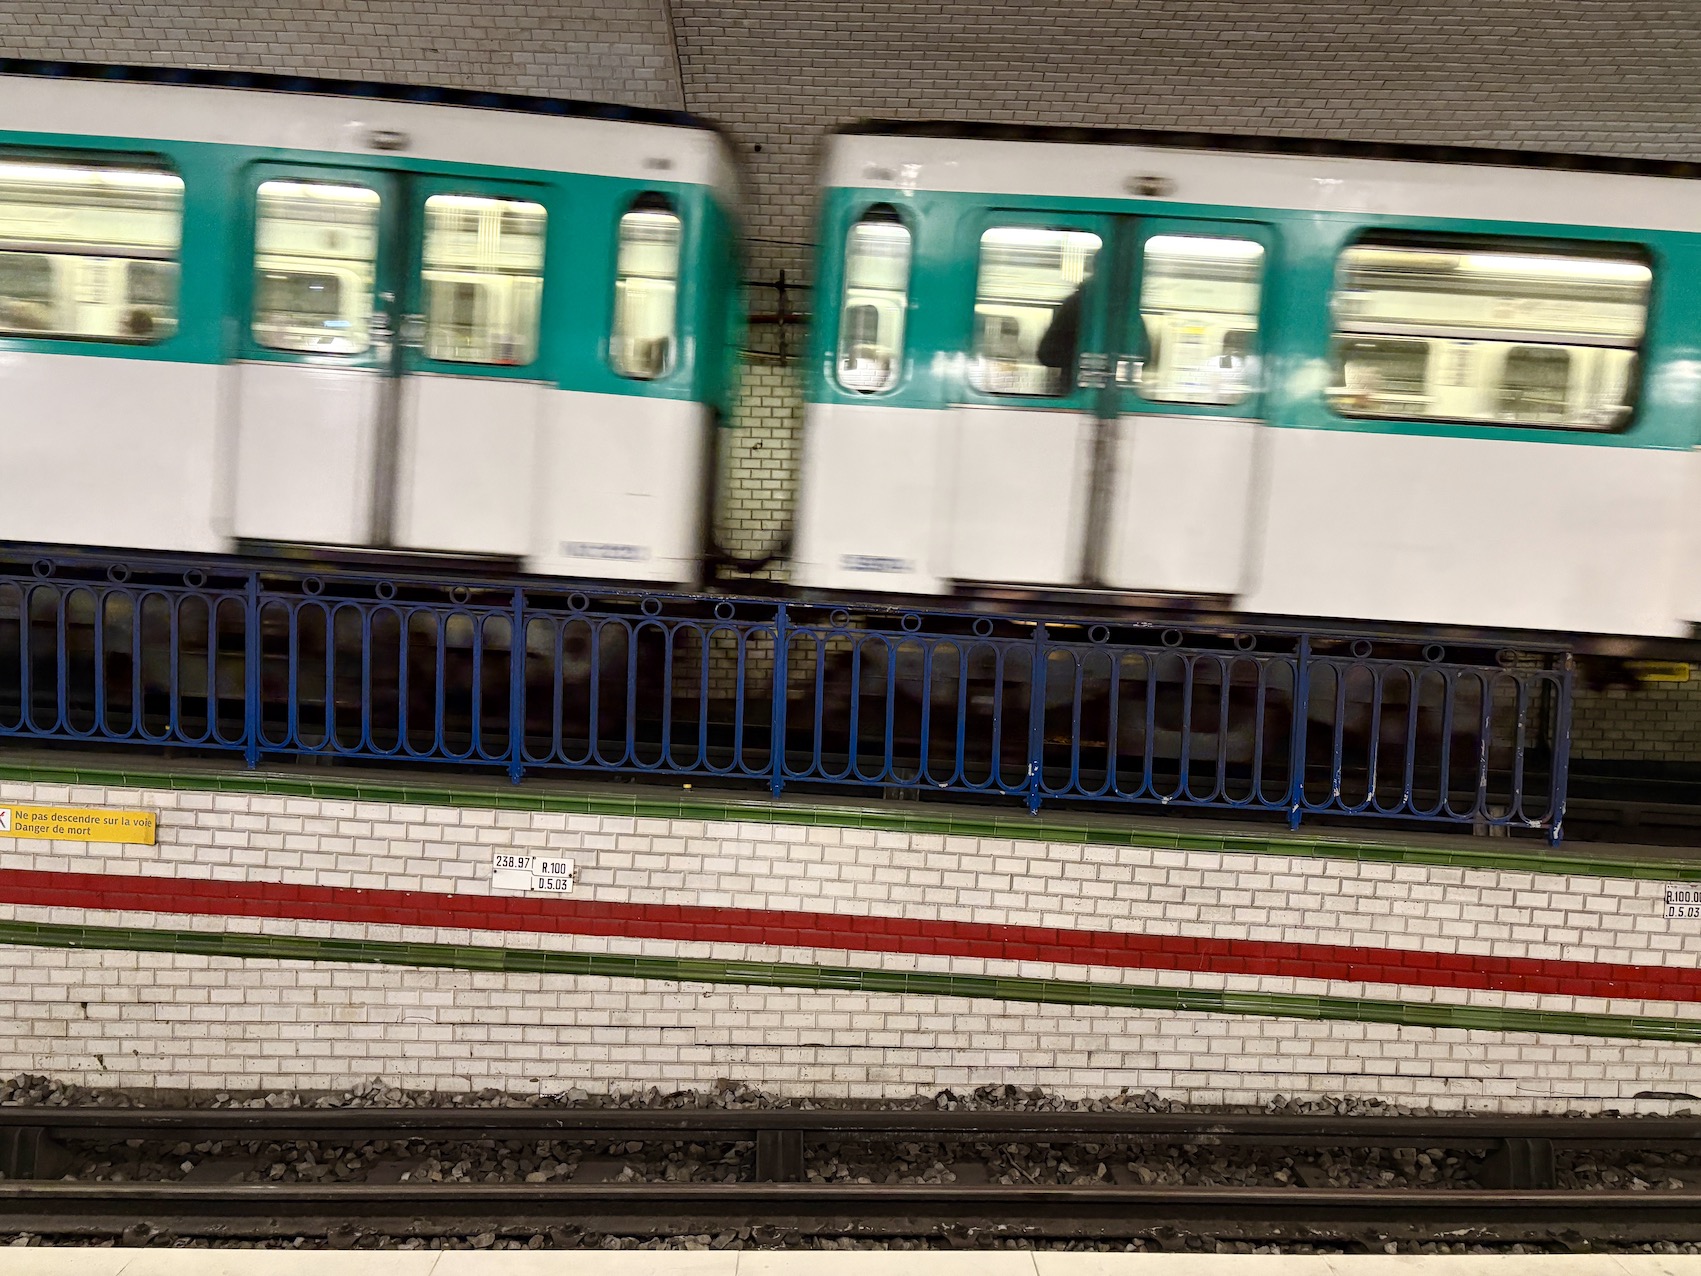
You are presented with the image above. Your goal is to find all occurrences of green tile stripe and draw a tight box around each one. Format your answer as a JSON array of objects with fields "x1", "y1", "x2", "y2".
[
  {"x1": 1, "y1": 916, "x2": 1697, "y2": 1043},
  {"x1": 0, "y1": 755, "x2": 1690, "y2": 882}
]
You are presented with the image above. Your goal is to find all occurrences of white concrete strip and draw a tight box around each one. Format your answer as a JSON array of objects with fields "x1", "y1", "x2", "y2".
[
  {"x1": 432, "y1": 1255, "x2": 740, "y2": 1276},
  {"x1": 736, "y1": 1254, "x2": 1037, "y2": 1276},
  {"x1": 7, "y1": 1251, "x2": 1701, "y2": 1276}
]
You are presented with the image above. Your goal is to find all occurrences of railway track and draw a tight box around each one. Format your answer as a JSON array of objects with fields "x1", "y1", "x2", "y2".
[
  {"x1": 5, "y1": 1106, "x2": 1701, "y2": 1243},
  {"x1": 7, "y1": 1106, "x2": 1699, "y2": 1182},
  {"x1": 5, "y1": 1179, "x2": 1701, "y2": 1243}
]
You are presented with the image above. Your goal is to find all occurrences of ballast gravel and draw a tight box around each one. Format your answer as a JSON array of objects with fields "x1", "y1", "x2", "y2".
[{"x1": 2, "y1": 1073, "x2": 1697, "y2": 1250}]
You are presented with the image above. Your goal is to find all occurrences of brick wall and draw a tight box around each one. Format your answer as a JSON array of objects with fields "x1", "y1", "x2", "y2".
[
  {"x1": 715, "y1": 358, "x2": 803, "y2": 579},
  {"x1": 671, "y1": 0, "x2": 1701, "y2": 279},
  {"x1": 13, "y1": 947, "x2": 1692, "y2": 1103},
  {"x1": 0, "y1": 1, "x2": 684, "y2": 109},
  {"x1": 1573, "y1": 679, "x2": 1701, "y2": 766},
  {"x1": 2, "y1": 773, "x2": 1698, "y2": 1107}
]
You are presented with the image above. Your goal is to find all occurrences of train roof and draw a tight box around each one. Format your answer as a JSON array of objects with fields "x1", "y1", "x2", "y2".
[
  {"x1": 0, "y1": 57, "x2": 722, "y2": 135},
  {"x1": 826, "y1": 121, "x2": 1701, "y2": 235},
  {"x1": 0, "y1": 59, "x2": 743, "y2": 204},
  {"x1": 837, "y1": 118, "x2": 1701, "y2": 182}
]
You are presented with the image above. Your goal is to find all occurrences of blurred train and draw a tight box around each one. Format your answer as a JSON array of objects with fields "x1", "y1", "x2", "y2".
[
  {"x1": 4, "y1": 60, "x2": 1701, "y2": 651},
  {"x1": 0, "y1": 60, "x2": 742, "y2": 586},
  {"x1": 795, "y1": 126, "x2": 1701, "y2": 650}
]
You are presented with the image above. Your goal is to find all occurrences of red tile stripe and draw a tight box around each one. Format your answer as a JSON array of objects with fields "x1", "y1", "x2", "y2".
[{"x1": 0, "y1": 866, "x2": 1692, "y2": 1003}]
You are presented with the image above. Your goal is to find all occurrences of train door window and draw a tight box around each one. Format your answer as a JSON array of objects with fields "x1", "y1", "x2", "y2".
[
  {"x1": 420, "y1": 193, "x2": 546, "y2": 365},
  {"x1": 123, "y1": 260, "x2": 179, "y2": 341},
  {"x1": 0, "y1": 156, "x2": 182, "y2": 342},
  {"x1": 0, "y1": 252, "x2": 55, "y2": 332},
  {"x1": 1135, "y1": 234, "x2": 1264, "y2": 405},
  {"x1": 1329, "y1": 238, "x2": 1650, "y2": 429},
  {"x1": 1335, "y1": 337, "x2": 1431, "y2": 415},
  {"x1": 610, "y1": 194, "x2": 681, "y2": 380},
  {"x1": 969, "y1": 225, "x2": 1101, "y2": 396},
  {"x1": 1499, "y1": 346, "x2": 1571, "y2": 425},
  {"x1": 252, "y1": 180, "x2": 380, "y2": 355},
  {"x1": 837, "y1": 204, "x2": 911, "y2": 392}
]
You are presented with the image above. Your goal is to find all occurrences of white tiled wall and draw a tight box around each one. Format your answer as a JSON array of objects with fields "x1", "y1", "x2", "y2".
[
  {"x1": 1, "y1": 776, "x2": 1698, "y2": 1106},
  {"x1": 0, "y1": 2, "x2": 685, "y2": 109},
  {"x1": 3, "y1": 944, "x2": 1694, "y2": 1106},
  {"x1": 715, "y1": 360, "x2": 802, "y2": 579},
  {"x1": 0, "y1": 780, "x2": 1687, "y2": 975}
]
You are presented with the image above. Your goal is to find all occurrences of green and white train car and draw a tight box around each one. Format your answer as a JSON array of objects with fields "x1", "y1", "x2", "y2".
[
  {"x1": 795, "y1": 122, "x2": 1701, "y2": 641},
  {"x1": 0, "y1": 63, "x2": 743, "y2": 583}
]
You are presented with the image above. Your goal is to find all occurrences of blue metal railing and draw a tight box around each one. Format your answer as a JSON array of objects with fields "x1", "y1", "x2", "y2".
[{"x1": 0, "y1": 552, "x2": 1573, "y2": 840}]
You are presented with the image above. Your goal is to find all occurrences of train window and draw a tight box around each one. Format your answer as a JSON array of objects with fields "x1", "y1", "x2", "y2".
[
  {"x1": 1336, "y1": 338, "x2": 1431, "y2": 415},
  {"x1": 1500, "y1": 346, "x2": 1572, "y2": 425},
  {"x1": 969, "y1": 225, "x2": 1101, "y2": 396},
  {"x1": 1136, "y1": 234, "x2": 1263, "y2": 405},
  {"x1": 252, "y1": 180, "x2": 380, "y2": 355},
  {"x1": 837, "y1": 205, "x2": 910, "y2": 393},
  {"x1": 0, "y1": 156, "x2": 183, "y2": 343},
  {"x1": 421, "y1": 193, "x2": 546, "y2": 366},
  {"x1": 1329, "y1": 239, "x2": 1650, "y2": 429},
  {"x1": 611, "y1": 195, "x2": 681, "y2": 380}
]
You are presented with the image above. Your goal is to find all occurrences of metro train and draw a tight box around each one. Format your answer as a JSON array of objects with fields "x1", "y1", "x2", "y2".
[
  {"x1": 0, "y1": 61, "x2": 742, "y2": 587},
  {"x1": 3, "y1": 60, "x2": 1700, "y2": 652}
]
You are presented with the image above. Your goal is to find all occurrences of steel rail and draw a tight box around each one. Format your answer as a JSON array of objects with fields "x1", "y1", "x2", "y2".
[{"x1": 3, "y1": 1182, "x2": 1701, "y2": 1242}]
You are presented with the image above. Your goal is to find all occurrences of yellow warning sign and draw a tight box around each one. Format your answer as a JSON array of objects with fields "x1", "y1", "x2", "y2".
[
  {"x1": 0, "y1": 804, "x2": 156, "y2": 845},
  {"x1": 1628, "y1": 661, "x2": 1692, "y2": 684}
]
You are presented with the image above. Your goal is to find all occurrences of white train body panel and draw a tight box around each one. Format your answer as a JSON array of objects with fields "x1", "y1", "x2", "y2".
[
  {"x1": 799, "y1": 397, "x2": 1692, "y2": 637},
  {"x1": 393, "y1": 374, "x2": 548, "y2": 558},
  {"x1": 1100, "y1": 413, "x2": 1259, "y2": 597},
  {"x1": 230, "y1": 362, "x2": 382, "y2": 547},
  {"x1": 0, "y1": 350, "x2": 223, "y2": 554},
  {"x1": 1682, "y1": 451, "x2": 1701, "y2": 627},
  {"x1": 527, "y1": 393, "x2": 711, "y2": 586},
  {"x1": 942, "y1": 405, "x2": 1094, "y2": 585},
  {"x1": 1242, "y1": 429, "x2": 1690, "y2": 638},
  {"x1": 793, "y1": 403, "x2": 953, "y2": 594}
]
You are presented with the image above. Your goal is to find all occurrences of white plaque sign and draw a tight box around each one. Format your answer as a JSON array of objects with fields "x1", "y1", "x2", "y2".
[
  {"x1": 491, "y1": 852, "x2": 576, "y2": 894},
  {"x1": 1665, "y1": 886, "x2": 1701, "y2": 920}
]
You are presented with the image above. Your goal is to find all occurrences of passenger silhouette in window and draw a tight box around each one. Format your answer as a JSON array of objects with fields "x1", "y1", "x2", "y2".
[{"x1": 1037, "y1": 282, "x2": 1084, "y2": 378}]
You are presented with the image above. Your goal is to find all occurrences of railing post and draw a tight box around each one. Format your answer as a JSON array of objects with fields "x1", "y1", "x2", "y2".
[
  {"x1": 507, "y1": 586, "x2": 526, "y2": 785},
  {"x1": 243, "y1": 572, "x2": 261, "y2": 770},
  {"x1": 1025, "y1": 622, "x2": 1048, "y2": 814},
  {"x1": 769, "y1": 603, "x2": 788, "y2": 797},
  {"x1": 1548, "y1": 652, "x2": 1574, "y2": 847},
  {"x1": 1286, "y1": 634, "x2": 1311, "y2": 830}
]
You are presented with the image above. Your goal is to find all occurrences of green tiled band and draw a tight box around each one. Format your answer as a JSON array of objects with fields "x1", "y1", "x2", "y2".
[
  {"x1": 0, "y1": 755, "x2": 1690, "y2": 882},
  {"x1": 1, "y1": 916, "x2": 1696, "y2": 1043}
]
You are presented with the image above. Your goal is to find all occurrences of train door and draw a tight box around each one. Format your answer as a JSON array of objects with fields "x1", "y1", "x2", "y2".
[
  {"x1": 228, "y1": 166, "x2": 549, "y2": 556},
  {"x1": 1096, "y1": 220, "x2": 1270, "y2": 595},
  {"x1": 941, "y1": 212, "x2": 1117, "y2": 587},
  {"x1": 231, "y1": 164, "x2": 398, "y2": 547},
  {"x1": 940, "y1": 212, "x2": 1269, "y2": 595},
  {"x1": 389, "y1": 179, "x2": 548, "y2": 556}
]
